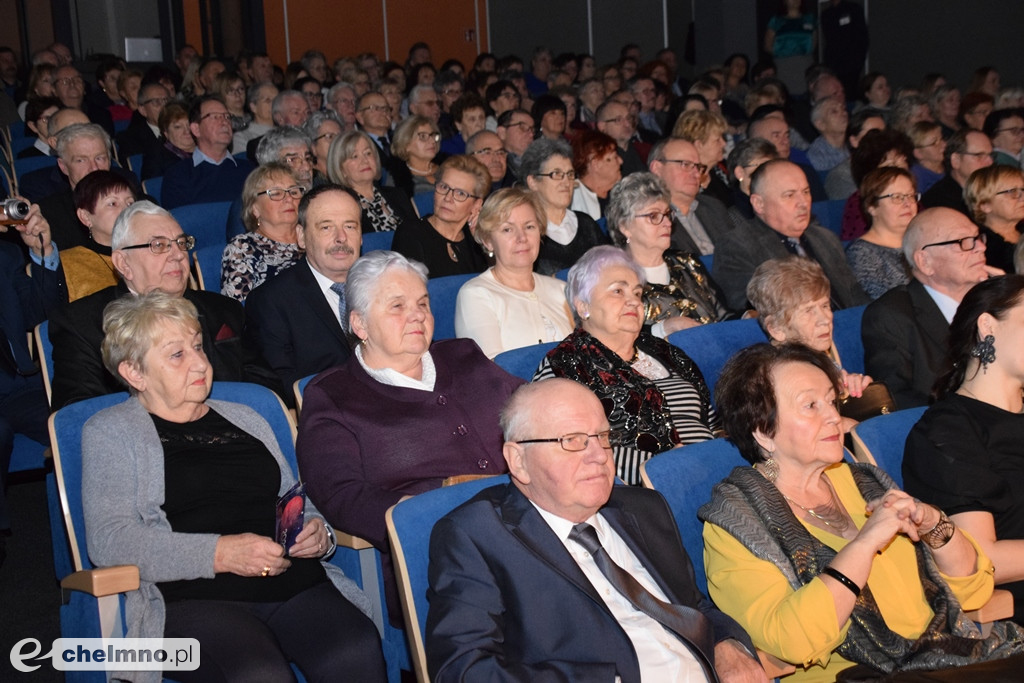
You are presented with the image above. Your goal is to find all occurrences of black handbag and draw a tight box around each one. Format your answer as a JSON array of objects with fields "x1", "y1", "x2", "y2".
[{"x1": 839, "y1": 381, "x2": 896, "y2": 423}]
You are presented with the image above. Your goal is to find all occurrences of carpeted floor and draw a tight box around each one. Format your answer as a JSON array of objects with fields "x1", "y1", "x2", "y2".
[{"x1": 1, "y1": 469, "x2": 64, "y2": 682}]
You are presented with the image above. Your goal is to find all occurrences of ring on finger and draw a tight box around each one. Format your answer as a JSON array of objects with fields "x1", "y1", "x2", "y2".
[{"x1": 260, "y1": 565, "x2": 271, "y2": 577}]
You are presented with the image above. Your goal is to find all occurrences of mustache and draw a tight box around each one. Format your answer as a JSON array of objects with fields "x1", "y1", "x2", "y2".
[{"x1": 326, "y1": 245, "x2": 355, "y2": 256}]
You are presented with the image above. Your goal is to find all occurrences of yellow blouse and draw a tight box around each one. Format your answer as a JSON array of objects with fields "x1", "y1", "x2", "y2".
[
  {"x1": 61, "y1": 246, "x2": 118, "y2": 302},
  {"x1": 703, "y1": 463, "x2": 995, "y2": 683}
]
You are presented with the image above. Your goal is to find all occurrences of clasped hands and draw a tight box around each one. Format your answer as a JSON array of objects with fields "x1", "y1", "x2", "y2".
[
  {"x1": 861, "y1": 489, "x2": 941, "y2": 551},
  {"x1": 213, "y1": 519, "x2": 331, "y2": 578}
]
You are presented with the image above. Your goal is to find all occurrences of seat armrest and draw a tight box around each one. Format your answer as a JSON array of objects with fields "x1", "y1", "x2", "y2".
[
  {"x1": 60, "y1": 565, "x2": 140, "y2": 598},
  {"x1": 966, "y1": 588, "x2": 1014, "y2": 624},
  {"x1": 335, "y1": 532, "x2": 373, "y2": 551},
  {"x1": 757, "y1": 649, "x2": 797, "y2": 678}
]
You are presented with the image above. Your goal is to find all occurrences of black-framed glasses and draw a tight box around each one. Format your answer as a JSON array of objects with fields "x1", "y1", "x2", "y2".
[
  {"x1": 503, "y1": 121, "x2": 532, "y2": 131},
  {"x1": 121, "y1": 235, "x2": 195, "y2": 254},
  {"x1": 877, "y1": 192, "x2": 920, "y2": 205},
  {"x1": 434, "y1": 181, "x2": 478, "y2": 202},
  {"x1": 257, "y1": 186, "x2": 306, "y2": 201},
  {"x1": 634, "y1": 210, "x2": 673, "y2": 225},
  {"x1": 516, "y1": 430, "x2": 617, "y2": 452},
  {"x1": 314, "y1": 131, "x2": 339, "y2": 144},
  {"x1": 473, "y1": 147, "x2": 507, "y2": 158},
  {"x1": 995, "y1": 187, "x2": 1024, "y2": 200},
  {"x1": 200, "y1": 111, "x2": 232, "y2": 123},
  {"x1": 359, "y1": 104, "x2": 390, "y2": 114},
  {"x1": 601, "y1": 115, "x2": 635, "y2": 125},
  {"x1": 140, "y1": 96, "x2": 171, "y2": 108},
  {"x1": 958, "y1": 149, "x2": 992, "y2": 158},
  {"x1": 660, "y1": 158, "x2": 707, "y2": 174},
  {"x1": 996, "y1": 126, "x2": 1024, "y2": 136},
  {"x1": 920, "y1": 233, "x2": 986, "y2": 251},
  {"x1": 535, "y1": 169, "x2": 576, "y2": 181}
]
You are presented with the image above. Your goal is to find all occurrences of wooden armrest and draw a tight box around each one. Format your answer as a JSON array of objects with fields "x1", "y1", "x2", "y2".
[
  {"x1": 60, "y1": 565, "x2": 140, "y2": 597},
  {"x1": 335, "y1": 531, "x2": 373, "y2": 551},
  {"x1": 757, "y1": 649, "x2": 797, "y2": 678},
  {"x1": 442, "y1": 474, "x2": 495, "y2": 487},
  {"x1": 966, "y1": 588, "x2": 1014, "y2": 623}
]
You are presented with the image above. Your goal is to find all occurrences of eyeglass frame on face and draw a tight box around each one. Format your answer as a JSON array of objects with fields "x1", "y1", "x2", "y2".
[
  {"x1": 535, "y1": 169, "x2": 576, "y2": 181},
  {"x1": 633, "y1": 210, "x2": 673, "y2": 225},
  {"x1": 876, "y1": 192, "x2": 921, "y2": 205},
  {"x1": 415, "y1": 131, "x2": 441, "y2": 143},
  {"x1": 601, "y1": 114, "x2": 636, "y2": 126},
  {"x1": 503, "y1": 120, "x2": 532, "y2": 131},
  {"x1": 434, "y1": 181, "x2": 479, "y2": 202},
  {"x1": 282, "y1": 152, "x2": 315, "y2": 168},
  {"x1": 56, "y1": 77, "x2": 84, "y2": 88},
  {"x1": 995, "y1": 187, "x2": 1024, "y2": 200},
  {"x1": 515, "y1": 430, "x2": 617, "y2": 452},
  {"x1": 473, "y1": 147, "x2": 507, "y2": 158},
  {"x1": 659, "y1": 158, "x2": 707, "y2": 175},
  {"x1": 995, "y1": 126, "x2": 1024, "y2": 137},
  {"x1": 120, "y1": 234, "x2": 196, "y2": 254},
  {"x1": 257, "y1": 186, "x2": 306, "y2": 201},
  {"x1": 200, "y1": 111, "x2": 232, "y2": 123},
  {"x1": 140, "y1": 96, "x2": 171, "y2": 108},
  {"x1": 359, "y1": 104, "x2": 390, "y2": 114},
  {"x1": 920, "y1": 232, "x2": 986, "y2": 251}
]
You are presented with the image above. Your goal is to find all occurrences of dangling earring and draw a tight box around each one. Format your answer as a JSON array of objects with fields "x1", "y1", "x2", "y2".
[
  {"x1": 755, "y1": 449, "x2": 779, "y2": 482},
  {"x1": 971, "y1": 334, "x2": 996, "y2": 372}
]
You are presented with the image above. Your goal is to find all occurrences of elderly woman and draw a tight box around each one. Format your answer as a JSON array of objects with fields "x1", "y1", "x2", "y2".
[
  {"x1": 702, "y1": 341, "x2": 1024, "y2": 682},
  {"x1": 521, "y1": 137, "x2": 610, "y2": 274},
  {"x1": 607, "y1": 172, "x2": 732, "y2": 335},
  {"x1": 328, "y1": 130, "x2": 417, "y2": 233},
  {"x1": 454, "y1": 187, "x2": 573, "y2": 357},
  {"x1": 83, "y1": 291, "x2": 385, "y2": 682},
  {"x1": 533, "y1": 245, "x2": 719, "y2": 485},
  {"x1": 965, "y1": 165, "x2": 1024, "y2": 273},
  {"x1": 141, "y1": 101, "x2": 195, "y2": 180},
  {"x1": 386, "y1": 114, "x2": 443, "y2": 199},
  {"x1": 845, "y1": 167, "x2": 917, "y2": 298},
  {"x1": 212, "y1": 70, "x2": 251, "y2": 135},
  {"x1": 62, "y1": 170, "x2": 137, "y2": 301},
  {"x1": 673, "y1": 109, "x2": 732, "y2": 206},
  {"x1": 297, "y1": 250, "x2": 523, "y2": 622},
  {"x1": 391, "y1": 155, "x2": 490, "y2": 277},
  {"x1": 908, "y1": 121, "x2": 946, "y2": 194},
  {"x1": 569, "y1": 129, "x2": 622, "y2": 221},
  {"x1": 234, "y1": 81, "x2": 278, "y2": 153},
  {"x1": 905, "y1": 275, "x2": 1024, "y2": 624},
  {"x1": 304, "y1": 110, "x2": 343, "y2": 184},
  {"x1": 221, "y1": 162, "x2": 304, "y2": 302}
]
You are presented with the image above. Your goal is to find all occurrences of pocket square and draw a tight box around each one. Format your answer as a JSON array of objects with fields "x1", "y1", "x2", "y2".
[{"x1": 215, "y1": 323, "x2": 237, "y2": 341}]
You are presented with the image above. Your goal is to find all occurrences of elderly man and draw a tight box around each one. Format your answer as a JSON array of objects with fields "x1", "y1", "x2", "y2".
[
  {"x1": 255, "y1": 126, "x2": 314, "y2": 188},
  {"x1": 47, "y1": 201, "x2": 276, "y2": 408},
  {"x1": 427, "y1": 378, "x2": 765, "y2": 683},
  {"x1": 747, "y1": 107, "x2": 826, "y2": 199},
  {"x1": 596, "y1": 99, "x2": 648, "y2": 176},
  {"x1": 162, "y1": 95, "x2": 254, "y2": 209},
  {"x1": 863, "y1": 207, "x2": 995, "y2": 409},
  {"x1": 355, "y1": 91, "x2": 393, "y2": 159},
  {"x1": 806, "y1": 97, "x2": 849, "y2": 172},
  {"x1": 326, "y1": 82, "x2": 357, "y2": 130},
  {"x1": 53, "y1": 64, "x2": 114, "y2": 135},
  {"x1": 920, "y1": 129, "x2": 994, "y2": 214},
  {"x1": 466, "y1": 130, "x2": 514, "y2": 190},
  {"x1": 246, "y1": 89, "x2": 311, "y2": 158},
  {"x1": 713, "y1": 159, "x2": 868, "y2": 311},
  {"x1": 649, "y1": 137, "x2": 734, "y2": 255},
  {"x1": 18, "y1": 107, "x2": 90, "y2": 201},
  {"x1": 408, "y1": 84, "x2": 442, "y2": 125},
  {"x1": 496, "y1": 109, "x2": 534, "y2": 179},
  {"x1": 116, "y1": 82, "x2": 171, "y2": 157},
  {"x1": 244, "y1": 185, "x2": 362, "y2": 402},
  {"x1": 250, "y1": 52, "x2": 274, "y2": 84}
]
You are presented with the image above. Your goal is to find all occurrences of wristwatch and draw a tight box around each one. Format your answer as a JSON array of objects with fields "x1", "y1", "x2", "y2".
[{"x1": 922, "y1": 509, "x2": 955, "y2": 549}]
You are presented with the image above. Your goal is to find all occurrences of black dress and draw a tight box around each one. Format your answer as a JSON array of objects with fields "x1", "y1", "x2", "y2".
[
  {"x1": 390, "y1": 216, "x2": 488, "y2": 278},
  {"x1": 534, "y1": 211, "x2": 611, "y2": 276},
  {"x1": 903, "y1": 393, "x2": 1024, "y2": 623}
]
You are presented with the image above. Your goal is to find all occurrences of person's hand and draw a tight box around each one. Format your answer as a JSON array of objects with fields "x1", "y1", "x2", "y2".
[
  {"x1": 714, "y1": 639, "x2": 770, "y2": 683},
  {"x1": 13, "y1": 203, "x2": 53, "y2": 257},
  {"x1": 288, "y1": 518, "x2": 331, "y2": 558},
  {"x1": 984, "y1": 265, "x2": 1006, "y2": 279},
  {"x1": 662, "y1": 315, "x2": 702, "y2": 335},
  {"x1": 213, "y1": 532, "x2": 290, "y2": 577},
  {"x1": 839, "y1": 369, "x2": 873, "y2": 398},
  {"x1": 857, "y1": 490, "x2": 930, "y2": 552}
]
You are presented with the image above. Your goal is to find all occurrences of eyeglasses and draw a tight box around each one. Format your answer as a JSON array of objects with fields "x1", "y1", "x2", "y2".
[
  {"x1": 200, "y1": 112, "x2": 232, "y2": 122},
  {"x1": 601, "y1": 115, "x2": 636, "y2": 125},
  {"x1": 634, "y1": 210, "x2": 673, "y2": 225},
  {"x1": 56, "y1": 77, "x2": 84, "y2": 87},
  {"x1": 282, "y1": 153, "x2": 315, "y2": 168},
  {"x1": 995, "y1": 187, "x2": 1024, "y2": 200},
  {"x1": 442, "y1": 88, "x2": 463, "y2": 98},
  {"x1": 660, "y1": 158, "x2": 707, "y2": 174},
  {"x1": 257, "y1": 186, "x2": 306, "y2": 200},
  {"x1": 140, "y1": 96, "x2": 171, "y2": 107},
  {"x1": 303, "y1": 91, "x2": 323, "y2": 101},
  {"x1": 415, "y1": 131, "x2": 441, "y2": 143},
  {"x1": 503, "y1": 121, "x2": 532, "y2": 131},
  {"x1": 535, "y1": 169, "x2": 576, "y2": 181},
  {"x1": 121, "y1": 235, "x2": 195, "y2": 254},
  {"x1": 314, "y1": 132, "x2": 339, "y2": 143},
  {"x1": 434, "y1": 181, "x2": 478, "y2": 202},
  {"x1": 996, "y1": 126, "x2": 1024, "y2": 136},
  {"x1": 516, "y1": 430, "x2": 617, "y2": 452},
  {"x1": 473, "y1": 147, "x2": 507, "y2": 157},
  {"x1": 359, "y1": 104, "x2": 390, "y2": 113},
  {"x1": 226, "y1": 87, "x2": 245, "y2": 96},
  {"x1": 876, "y1": 192, "x2": 920, "y2": 205},
  {"x1": 332, "y1": 97, "x2": 356, "y2": 108},
  {"x1": 920, "y1": 233, "x2": 986, "y2": 251},
  {"x1": 914, "y1": 137, "x2": 943, "y2": 149}
]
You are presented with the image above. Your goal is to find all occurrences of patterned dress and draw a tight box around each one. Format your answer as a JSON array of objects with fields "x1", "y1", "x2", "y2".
[{"x1": 220, "y1": 231, "x2": 303, "y2": 302}]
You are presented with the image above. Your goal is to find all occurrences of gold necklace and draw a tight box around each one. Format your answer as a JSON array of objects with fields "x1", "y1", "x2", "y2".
[{"x1": 781, "y1": 484, "x2": 850, "y2": 533}]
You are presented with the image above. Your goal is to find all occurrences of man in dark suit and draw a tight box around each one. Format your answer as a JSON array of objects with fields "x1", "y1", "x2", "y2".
[
  {"x1": 244, "y1": 184, "x2": 362, "y2": 404},
  {"x1": 863, "y1": 207, "x2": 994, "y2": 409},
  {"x1": 17, "y1": 107, "x2": 90, "y2": 202},
  {"x1": 597, "y1": 99, "x2": 650, "y2": 177},
  {"x1": 920, "y1": 129, "x2": 994, "y2": 216},
  {"x1": 115, "y1": 82, "x2": 170, "y2": 159},
  {"x1": 713, "y1": 159, "x2": 869, "y2": 311},
  {"x1": 48, "y1": 201, "x2": 278, "y2": 408},
  {"x1": 650, "y1": 137, "x2": 734, "y2": 255},
  {"x1": 427, "y1": 379, "x2": 766, "y2": 683}
]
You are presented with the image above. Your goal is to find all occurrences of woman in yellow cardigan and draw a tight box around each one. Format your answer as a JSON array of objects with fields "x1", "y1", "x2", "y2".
[{"x1": 700, "y1": 343, "x2": 1024, "y2": 682}]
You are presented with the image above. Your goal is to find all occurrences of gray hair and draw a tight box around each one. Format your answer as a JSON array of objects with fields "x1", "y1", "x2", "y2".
[
  {"x1": 565, "y1": 245, "x2": 645, "y2": 325},
  {"x1": 327, "y1": 81, "x2": 355, "y2": 103},
  {"x1": 303, "y1": 109, "x2": 343, "y2": 140},
  {"x1": 271, "y1": 90, "x2": 304, "y2": 122},
  {"x1": 55, "y1": 122, "x2": 111, "y2": 160},
  {"x1": 606, "y1": 172, "x2": 670, "y2": 246},
  {"x1": 465, "y1": 129, "x2": 502, "y2": 154},
  {"x1": 499, "y1": 378, "x2": 582, "y2": 442},
  {"x1": 111, "y1": 200, "x2": 176, "y2": 250},
  {"x1": 344, "y1": 251, "x2": 430, "y2": 335},
  {"x1": 408, "y1": 83, "x2": 435, "y2": 106},
  {"x1": 519, "y1": 137, "x2": 573, "y2": 180},
  {"x1": 727, "y1": 137, "x2": 778, "y2": 177},
  {"x1": 255, "y1": 125, "x2": 311, "y2": 165},
  {"x1": 746, "y1": 256, "x2": 830, "y2": 337},
  {"x1": 101, "y1": 291, "x2": 200, "y2": 394},
  {"x1": 247, "y1": 80, "x2": 277, "y2": 107}
]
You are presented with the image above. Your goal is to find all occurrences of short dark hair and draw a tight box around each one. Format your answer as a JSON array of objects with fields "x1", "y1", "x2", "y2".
[
  {"x1": 850, "y1": 129, "x2": 914, "y2": 186},
  {"x1": 716, "y1": 343, "x2": 842, "y2": 464},
  {"x1": 187, "y1": 94, "x2": 225, "y2": 125},
  {"x1": 451, "y1": 92, "x2": 485, "y2": 124},
  {"x1": 25, "y1": 96, "x2": 60, "y2": 127},
  {"x1": 983, "y1": 107, "x2": 1024, "y2": 140},
  {"x1": 73, "y1": 169, "x2": 135, "y2": 212},
  {"x1": 296, "y1": 182, "x2": 359, "y2": 228}
]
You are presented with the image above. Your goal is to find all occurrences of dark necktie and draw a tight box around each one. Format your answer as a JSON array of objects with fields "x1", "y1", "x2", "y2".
[
  {"x1": 569, "y1": 522, "x2": 719, "y2": 682},
  {"x1": 329, "y1": 282, "x2": 348, "y2": 327},
  {"x1": 785, "y1": 237, "x2": 808, "y2": 258}
]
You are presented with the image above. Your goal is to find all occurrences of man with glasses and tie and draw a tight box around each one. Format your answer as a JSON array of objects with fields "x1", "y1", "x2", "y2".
[
  {"x1": 427, "y1": 378, "x2": 766, "y2": 683},
  {"x1": 162, "y1": 95, "x2": 255, "y2": 209},
  {"x1": 48, "y1": 201, "x2": 276, "y2": 408},
  {"x1": 921, "y1": 129, "x2": 994, "y2": 215},
  {"x1": 864, "y1": 207, "x2": 999, "y2": 408},
  {"x1": 649, "y1": 137, "x2": 734, "y2": 256},
  {"x1": 466, "y1": 130, "x2": 515, "y2": 190},
  {"x1": 116, "y1": 82, "x2": 172, "y2": 158}
]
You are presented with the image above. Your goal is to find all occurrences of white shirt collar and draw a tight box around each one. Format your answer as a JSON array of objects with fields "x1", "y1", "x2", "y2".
[
  {"x1": 922, "y1": 283, "x2": 960, "y2": 324},
  {"x1": 192, "y1": 146, "x2": 236, "y2": 167},
  {"x1": 355, "y1": 344, "x2": 436, "y2": 391}
]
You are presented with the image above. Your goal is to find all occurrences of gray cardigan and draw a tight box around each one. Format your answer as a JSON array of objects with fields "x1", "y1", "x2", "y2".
[{"x1": 82, "y1": 397, "x2": 370, "y2": 682}]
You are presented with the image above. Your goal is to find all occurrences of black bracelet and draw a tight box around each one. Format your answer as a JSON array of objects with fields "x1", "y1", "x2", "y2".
[{"x1": 821, "y1": 566, "x2": 861, "y2": 598}]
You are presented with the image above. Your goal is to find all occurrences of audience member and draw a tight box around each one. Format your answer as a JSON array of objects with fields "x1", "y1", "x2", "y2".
[
  {"x1": 963, "y1": 165, "x2": 1024, "y2": 273},
  {"x1": 570, "y1": 129, "x2": 623, "y2": 221},
  {"x1": 845, "y1": 167, "x2": 918, "y2": 299},
  {"x1": 920, "y1": 128, "x2": 993, "y2": 214},
  {"x1": 140, "y1": 101, "x2": 194, "y2": 180}
]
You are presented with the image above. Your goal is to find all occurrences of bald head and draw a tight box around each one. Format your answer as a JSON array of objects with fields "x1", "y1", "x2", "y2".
[{"x1": 904, "y1": 207, "x2": 990, "y2": 300}]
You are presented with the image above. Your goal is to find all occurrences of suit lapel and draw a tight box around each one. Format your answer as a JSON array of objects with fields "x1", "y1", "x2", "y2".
[
  {"x1": 297, "y1": 261, "x2": 348, "y2": 345},
  {"x1": 908, "y1": 280, "x2": 949, "y2": 357}
]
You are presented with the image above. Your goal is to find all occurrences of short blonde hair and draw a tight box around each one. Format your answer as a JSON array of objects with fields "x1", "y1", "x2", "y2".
[
  {"x1": 327, "y1": 130, "x2": 381, "y2": 186},
  {"x1": 964, "y1": 165, "x2": 1024, "y2": 224},
  {"x1": 240, "y1": 162, "x2": 300, "y2": 232},
  {"x1": 390, "y1": 115, "x2": 439, "y2": 162},
  {"x1": 746, "y1": 257, "x2": 830, "y2": 337},
  {"x1": 438, "y1": 154, "x2": 492, "y2": 199},
  {"x1": 101, "y1": 291, "x2": 200, "y2": 394},
  {"x1": 475, "y1": 187, "x2": 547, "y2": 247},
  {"x1": 671, "y1": 109, "x2": 727, "y2": 144}
]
